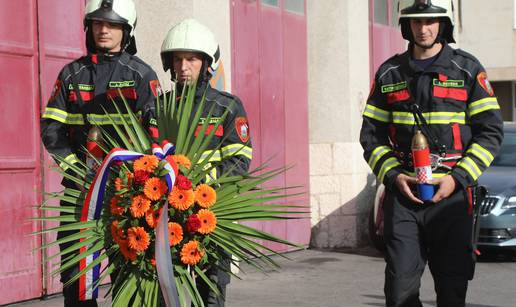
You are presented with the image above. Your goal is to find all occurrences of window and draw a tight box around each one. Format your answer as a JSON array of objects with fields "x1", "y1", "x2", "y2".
[
  {"x1": 391, "y1": 0, "x2": 400, "y2": 27},
  {"x1": 284, "y1": 0, "x2": 304, "y2": 15},
  {"x1": 374, "y1": 0, "x2": 389, "y2": 25},
  {"x1": 262, "y1": 0, "x2": 279, "y2": 7}
]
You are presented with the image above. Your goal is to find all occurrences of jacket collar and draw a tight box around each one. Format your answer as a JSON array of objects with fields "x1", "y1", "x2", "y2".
[{"x1": 400, "y1": 43, "x2": 454, "y2": 74}]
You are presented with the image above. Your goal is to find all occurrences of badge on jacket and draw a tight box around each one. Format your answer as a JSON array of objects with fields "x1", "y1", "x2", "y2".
[
  {"x1": 50, "y1": 79, "x2": 62, "y2": 102},
  {"x1": 477, "y1": 72, "x2": 494, "y2": 96},
  {"x1": 235, "y1": 117, "x2": 250, "y2": 143},
  {"x1": 149, "y1": 80, "x2": 162, "y2": 97}
]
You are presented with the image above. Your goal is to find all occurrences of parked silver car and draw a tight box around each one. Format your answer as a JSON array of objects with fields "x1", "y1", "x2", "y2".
[
  {"x1": 477, "y1": 122, "x2": 516, "y2": 251},
  {"x1": 369, "y1": 122, "x2": 516, "y2": 252}
]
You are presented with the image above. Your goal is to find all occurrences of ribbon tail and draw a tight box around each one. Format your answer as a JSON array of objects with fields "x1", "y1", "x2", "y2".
[{"x1": 156, "y1": 202, "x2": 181, "y2": 307}]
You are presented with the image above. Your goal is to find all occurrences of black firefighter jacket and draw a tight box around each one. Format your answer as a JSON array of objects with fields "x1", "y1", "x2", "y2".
[
  {"x1": 360, "y1": 43, "x2": 503, "y2": 191},
  {"x1": 41, "y1": 52, "x2": 160, "y2": 177},
  {"x1": 172, "y1": 81, "x2": 252, "y2": 180}
]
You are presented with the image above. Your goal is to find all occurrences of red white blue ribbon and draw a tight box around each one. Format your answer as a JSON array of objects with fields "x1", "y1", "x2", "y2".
[{"x1": 78, "y1": 141, "x2": 178, "y2": 303}]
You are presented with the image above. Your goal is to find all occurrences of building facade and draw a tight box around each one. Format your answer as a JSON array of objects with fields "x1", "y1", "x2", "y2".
[{"x1": 2, "y1": 0, "x2": 496, "y2": 304}]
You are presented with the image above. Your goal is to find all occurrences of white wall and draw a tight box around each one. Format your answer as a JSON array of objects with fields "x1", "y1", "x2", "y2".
[
  {"x1": 308, "y1": 0, "x2": 372, "y2": 248},
  {"x1": 135, "y1": 0, "x2": 231, "y2": 90}
]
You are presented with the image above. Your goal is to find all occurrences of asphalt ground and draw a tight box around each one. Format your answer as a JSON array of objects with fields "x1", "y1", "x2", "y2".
[{"x1": 6, "y1": 248, "x2": 516, "y2": 307}]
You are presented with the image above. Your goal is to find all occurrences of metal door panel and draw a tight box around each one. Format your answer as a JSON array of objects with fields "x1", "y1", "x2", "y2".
[
  {"x1": 0, "y1": 0, "x2": 42, "y2": 304},
  {"x1": 259, "y1": 1, "x2": 287, "y2": 252},
  {"x1": 231, "y1": 0, "x2": 264, "y2": 235},
  {"x1": 38, "y1": 0, "x2": 86, "y2": 295},
  {"x1": 282, "y1": 4, "x2": 310, "y2": 246},
  {"x1": 231, "y1": 0, "x2": 310, "y2": 251}
]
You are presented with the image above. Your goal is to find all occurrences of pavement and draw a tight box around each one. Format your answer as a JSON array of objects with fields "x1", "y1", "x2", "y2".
[{"x1": 6, "y1": 248, "x2": 516, "y2": 307}]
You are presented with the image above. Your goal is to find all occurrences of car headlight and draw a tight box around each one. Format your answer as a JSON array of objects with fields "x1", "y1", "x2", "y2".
[{"x1": 501, "y1": 196, "x2": 516, "y2": 209}]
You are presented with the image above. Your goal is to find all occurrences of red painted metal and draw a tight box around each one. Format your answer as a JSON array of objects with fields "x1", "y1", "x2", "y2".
[
  {"x1": 0, "y1": 0, "x2": 42, "y2": 304},
  {"x1": 231, "y1": 0, "x2": 310, "y2": 251},
  {"x1": 282, "y1": 2, "x2": 311, "y2": 247},
  {"x1": 369, "y1": 0, "x2": 406, "y2": 81},
  {"x1": 38, "y1": 0, "x2": 86, "y2": 296}
]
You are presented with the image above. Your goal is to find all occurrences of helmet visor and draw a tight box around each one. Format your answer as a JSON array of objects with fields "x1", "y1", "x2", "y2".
[
  {"x1": 86, "y1": 7, "x2": 128, "y2": 26},
  {"x1": 401, "y1": 0, "x2": 447, "y2": 15}
]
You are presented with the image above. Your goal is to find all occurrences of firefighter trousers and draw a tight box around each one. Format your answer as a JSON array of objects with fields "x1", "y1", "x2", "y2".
[{"x1": 383, "y1": 187, "x2": 475, "y2": 307}]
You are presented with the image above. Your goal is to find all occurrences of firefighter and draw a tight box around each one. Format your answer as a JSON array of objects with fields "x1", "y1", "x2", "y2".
[
  {"x1": 160, "y1": 19, "x2": 253, "y2": 306},
  {"x1": 40, "y1": 0, "x2": 160, "y2": 306},
  {"x1": 360, "y1": 0, "x2": 503, "y2": 306}
]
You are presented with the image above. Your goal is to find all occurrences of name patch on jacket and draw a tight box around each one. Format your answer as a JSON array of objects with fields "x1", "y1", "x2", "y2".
[
  {"x1": 68, "y1": 83, "x2": 94, "y2": 102},
  {"x1": 107, "y1": 80, "x2": 137, "y2": 100},
  {"x1": 432, "y1": 79, "x2": 467, "y2": 101},
  {"x1": 381, "y1": 81, "x2": 410, "y2": 104},
  {"x1": 195, "y1": 117, "x2": 224, "y2": 137}
]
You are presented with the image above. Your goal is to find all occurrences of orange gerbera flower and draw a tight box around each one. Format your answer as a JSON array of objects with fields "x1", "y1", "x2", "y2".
[
  {"x1": 114, "y1": 177, "x2": 124, "y2": 191},
  {"x1": 118, "y1": 239, "x2": 138, "y2": 262},
  {"x1": 145, "y1": 207, "x2": 162, "y2": 229},
  {"x1": 110, "y1": 197, "x2": 125, "y2": 215},
  {"x1": 167, "y1": 154, "x2": 191, "y2": 170},
  {"x1": 110, "y1": 220, "x2": 126, "y2": 243},
  {"x1": 168, "y1": 187, "x2": 194, "y2": 211},
  {"x1": 197, "y1": 209, "x2": 217, "y2": 234},
  {"x1": 180, "y1": 240, "x2": 204, "y2": 265},
  {"x1": 144, "y1": 177, "x2": 168, "y2": 201},
  {"x1": 168, "y1": 222, "x2": 183, "y2": 246},
  {"x1": 127, "y1": 226, "x2": 150, "y2": 252},
  {"x1": 133, "y1": 155, "x2": 159, "y2": 173},
  {"x1": 194, "y1": 184, "x2": 217, "y2": 208},
  {"x1": 150, "y1": 257, "x2": 156, "y2": 267},
  {"x1": 130, "y1": 194, "x2": 151, "y2": 218}
]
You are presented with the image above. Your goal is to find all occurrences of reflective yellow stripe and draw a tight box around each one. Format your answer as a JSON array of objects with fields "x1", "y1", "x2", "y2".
[
  {"x1": 363, "y1": 104, "x2": 391, "y2": 123},
  {"x1": 87, "y1": 114, "x2": 134, "y2": 125},
  {"x1": 221, "y1": 144, "x2": 253, "y2": 160},
  {"x1": 200, "y1": 150, "x2": 222, "y2": 163},
  {"x1": 42, "y1": 107, "x2": 84, "y2": 125},
  {"x1": 457, "y1": 157, "x2": 482, "y2": 181},
  {"x1": 59, "y1": 154, "x2": 79, "y2": 171},
  {"x1": 368, "y1": 146, "x2": 391, "y2": 170},
  {"x1": 203, "y1": 162, "x2": 218, "y2": 183},
  {"x1": 392, "y1": 112, "x2": 465, "y2": 125},
  {"x1": 378, "y1": 157, "x2": 401, "y2": 183},
  {"x1": 467, "y1": 143, "x2": 494, "y2": 167},
  {"x1": 468, "y1": 97, "x2": 500, "y2": 117}
]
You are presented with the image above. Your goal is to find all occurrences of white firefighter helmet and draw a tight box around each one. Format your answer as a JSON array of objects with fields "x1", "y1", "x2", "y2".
[
  {"x1": 398, "y1": 0, "x2": 455, "y2": 43},
  {"x1": 160, "y1": 19, "x2": 221, "y2": 72},
  {"x1": 84, "y1": 0, "x2": 138, "y2": 53}
]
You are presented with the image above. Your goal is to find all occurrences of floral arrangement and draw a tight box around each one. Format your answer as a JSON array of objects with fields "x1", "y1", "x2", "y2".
[{"x1": 37, "y1": 84, "x2": 306, "y2": 307}]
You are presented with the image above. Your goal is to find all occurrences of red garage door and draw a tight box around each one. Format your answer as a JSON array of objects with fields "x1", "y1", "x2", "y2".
[
  {"x1": 369, "y1": 0, "x2": 406, "y2": 80},
  {"x1": 0, "y1": 1, "x2": 42, "y2": 303},
  {"x1": 38, "y1": 0, "x2": 86, "y2": 296},
  {"x1": 231, "y1": 0, "x2": 310, "y2": 251},
  {"x1": 0, "y1": 1, "x2": 84, "y2": 304}
]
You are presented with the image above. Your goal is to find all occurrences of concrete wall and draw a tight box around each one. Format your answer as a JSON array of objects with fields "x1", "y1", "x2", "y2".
[
  {"x1": 135, "y1": 0, "x2": 231, "y2": 91},
  {"x1": 459, "y1": 0, "x2": 516, "y2": 81},
  {"x1": 307, "y1": 0, "x2": 373, "y2": 248}
]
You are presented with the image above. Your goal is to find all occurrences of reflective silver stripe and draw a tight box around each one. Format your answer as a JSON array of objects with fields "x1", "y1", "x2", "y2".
[
  {"x1": 368, "y1": 146, "x2": 391, "y2": 170},
  {"x1": 221, "y1": 144, "x2": 253, "y2": 160},
  {"x1": 363, "y1": 104, "x2": 391, "y2": 123},
  {"x1": 42, "y1": 108, "x2": 84, "y2": 125},
  {"x1": 87, "y1": 114, "x2": 134, "y2": 125},
  {"x1": 457, "y1": 157, "x2": 482, "y2": 181},
  {"x1": 199, "y1": 150, "x2": 222, "y2": 163},
  {"x1": 468, "y1": 97, "x2": 500, "y2": 117},
  {"x1": 467, "y1": 143, "x2": 494, "y2": 167},
  {"x1": 392, "y1": 112, "x2": 465, "y2": 125}
]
